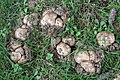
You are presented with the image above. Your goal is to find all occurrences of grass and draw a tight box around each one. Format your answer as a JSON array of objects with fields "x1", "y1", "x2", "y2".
[{"x1": 0, "y1": 0, "x2": 120, "y2": 80}]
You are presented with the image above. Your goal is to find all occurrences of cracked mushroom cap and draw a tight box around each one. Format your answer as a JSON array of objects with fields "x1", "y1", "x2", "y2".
[
  {"x1": 62, "y1": 36, "x2": 75, "y2": 46},
  {"x1": 10, "y1": 45, "x2": 31, "y2": 64},
  {"x1": 15, "y1": 28, "x2": 29, "y2": 41},
  {"x1": 8, "y1": 38, "x2": 21, "y2": 51},
  {"x1": 10, "y1": 47, "x2": 24, "y2": 62},
  {"x1": 41, "y1": 8, "x2": 67, "y2": 28},
  {"x1": 96, "y1": 31, "x2": 115, "y2": 47},
  {"x1": 81, "y1": 62, "x2": 96, "y2": 73},
  {"x1": 56, "y1": 42, "x2": 71, "y2": 56}
]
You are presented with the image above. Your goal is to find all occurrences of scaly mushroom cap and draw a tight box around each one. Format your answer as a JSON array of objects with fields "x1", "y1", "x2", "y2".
[
  {"x1": 62, "y1": 36, "x2": 75, "y2": 46},
  {"x1": 15, "y1": 28, "x2": 29, "y2": 41},
  {"x1": 56, "y1": 42, "x2": 71, "y2": 56},
  {"x1": 96, "y1": 31, "x2": 115, "y2": 47},
  {"x1": 81, "y1": 62, "x2": 96, "y2": 73}
]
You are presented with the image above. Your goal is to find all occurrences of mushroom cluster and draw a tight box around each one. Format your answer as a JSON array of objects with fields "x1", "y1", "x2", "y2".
[
  {"x1": 73, "y1": 50, "x2": 104, "y2": 73},
  {"x1": 8, "y1": 38, "x2": 31, "y2": 64},
  {"x1": 40, "y1": 7, "x2": 68, "y2": 36},
  {"x1": 52, "y1": 36, "x2": 75, "y2": 62},
  {"x1": 7, "y1": 13, "x2": 39, "y2": 63},
  {"x1": 10, "y1": 45, "x2": 31, "y2": 64}
]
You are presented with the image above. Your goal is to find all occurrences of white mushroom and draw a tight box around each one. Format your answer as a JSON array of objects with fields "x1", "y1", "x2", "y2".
[
  {"x1": 81, "y1": 62, "x2": 96, "y2": 73},
  {"x1": 96, "y1": 31, "x2": 115, "y2": 47},
  {"x1": 56, "y1": 42, "x2": 71, "y2": 56},
  {"x1": 62, "y1": 37, "x2": 75, "y2": 46},
  {"x1": 15, "y1": 28, "x2": 29, "y2": 41}
]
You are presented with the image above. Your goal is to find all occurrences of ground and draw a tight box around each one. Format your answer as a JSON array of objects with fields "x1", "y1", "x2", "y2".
[{"x1": 0, "y1": 0, "x2": 120, "y2": 80}]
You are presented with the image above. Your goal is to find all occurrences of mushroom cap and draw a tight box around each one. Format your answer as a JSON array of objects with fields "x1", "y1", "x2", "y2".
[
  {"x1": 62, "y1": 37, "x2": 75, "y2": 46},
  {"x1": 74, "y1": 50, "x2": 99, "y2": 64},
  {"x1": 56, "y1": 42, "x2": 71, "y2": 56},
  {"x1": 55, "y1": 18, "x2": 63, "y2": 27},
  {"x1": 23, "y1": 15, "x2": 29, "y2": 24},
  {"x1": 96, "y1": 31, "x2": 115, "y2": 47},
  {"x1": 15, "y1": 28, "x2": 29, "y2": 41},
  {"x1": 17, "y1": 56, "x2": 27, "y2": 64},
  {"x1": 23, "y1": 13, "x2": 39, "y2": 27},
  {"x1": 81, "y1": 62, "x2": 96, "y2": 73},
  {"x1": 9, "y1": 40, "x2": 21, "y2": 51},
  {"x1": 10, "y1": 47, "x2": 24, "y2": 62},
  {"x1": 74, "y1": 51, "x2": 90, "y2": 64},
  {"x1": 10, "y1": 52, "x2": 22, "y2": 62},
  {"x1": 41, "y1": 12, "x2": 57, "y2": 26}
]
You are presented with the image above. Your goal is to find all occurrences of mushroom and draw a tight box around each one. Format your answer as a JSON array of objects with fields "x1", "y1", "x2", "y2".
[
  {"x1": 81, "y1": 62, "x2": 96, "y2": 73},
  {"x1": 62, "y1": 36, "x2": 75, "y2": 46},
  {"x1": 51, "y1": 36, "x2": 61, "y2": 48},
  {"x1": 15, "y1": 28, "x2": 29, "y2": 41},
  {"x1": 8, "y1": 38, "x2": 21, "y2": 51},
  {"x1": 10, "y1": 47, "x2": 24, "y2": 62},
  {"x1": 10, "y1": 45, "x2": 31, "y2": 64},
  {"x1": 74, "y1": 50, "x2": 104, "y2": 73},
  {"x1": 40, "y1": 7, "x2": 67, "y2": 36},
  {"x1": 23, "y1": 13, "x2": 39, "y2": 27},
  {"x1": 96, "y1": 31, "x2": 115, "y2": 47},
  {"x1": 56, "y1": 42, "x2": 71, "y2": 56},
  {"x1": 28, "y1": 0, "x2": 37, "y2": 9},
  {"x1": 41, "y1": 12, "x2": 57, "y2": 26}
]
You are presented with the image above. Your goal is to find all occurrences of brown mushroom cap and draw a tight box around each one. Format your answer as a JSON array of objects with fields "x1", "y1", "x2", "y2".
[
  {"x1": 56, "y1": 42, "x2": 71, "y2": 56},
  {"x1": 81, "y1": 62, "x2": 96, "y2": 73},
  {"x1": 15, "y1": 28, "x2": 29, "y2": 41},
  {"x1": 96, "y1": 31, "x2": 115, "y2": 47},
  {"x1": 62, "y1": 37, "x2": 75, "y2": 46}
]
